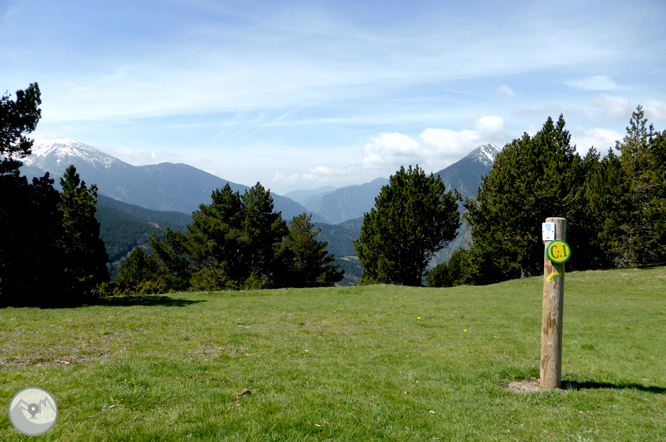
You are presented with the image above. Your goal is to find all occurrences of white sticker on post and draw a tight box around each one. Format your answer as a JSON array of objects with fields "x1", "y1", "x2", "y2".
[{"x1": 542, "y1": 222, "x2": 555, "y2": 241}]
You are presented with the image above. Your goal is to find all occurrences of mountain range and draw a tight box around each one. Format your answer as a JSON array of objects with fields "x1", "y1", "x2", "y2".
[
  {"x1": 20, "y1": 139, "x2": 319, "y2": 222},
  {"x1": 16, "y1": 139, "x2": 501, "y2": 285},
  {"x1": 284, "y1": 144, "x2": 501, "y2": 224}
]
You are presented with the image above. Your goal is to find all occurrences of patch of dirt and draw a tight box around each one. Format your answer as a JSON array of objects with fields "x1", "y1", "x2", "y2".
[
  {"x1": 507, "y1": 380, "x2": 543, "y2": 392},
  {"x1": 508, "y1": 380, "x2": 582, "y2": 392}
]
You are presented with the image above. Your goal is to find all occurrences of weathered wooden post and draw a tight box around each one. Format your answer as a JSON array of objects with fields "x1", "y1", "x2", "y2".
[{"x1": 540, "y1": 217, "x2": 569, "y2": 389}]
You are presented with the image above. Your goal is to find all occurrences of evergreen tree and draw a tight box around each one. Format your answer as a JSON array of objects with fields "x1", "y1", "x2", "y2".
[
  {"x1": 0, "y1": 82, "x2": 63, "y2": 305},
  {"x1": 354, "y1": 165, "x2": 460, "y2": 286},
  {"x1": 239, "y1": 183, "x2": 289, "y2": 284},
  {"x1": 0, "y1": 171, "x2": 62, "y2": 304},
  {"x1": 281, "y1": 213, "x2": 344, "y2": 288},
  {"x1": 57, "y1": 165, "x2": 109, "y2": 297},
  {"x1": 464, "y1": 116, "x2": 586, "y2": 284},
  {"x1": 427, "y1": 248, "x2": 472, "y2": 288},
  {"x1": 578, "y1": 149, "x2": 631, "y2": 268},
  {"x1": 148, "y1": 228, "x2": 192, "y2": 291},
  {"x1": 186, "y1": 183, "x2": 288, "y2": 289},
  {"x1": 614, "y1": 106, "x2": 666, "y2": 266},
  {"x1": 0, "y1": 83, "x2": 41, "y2": 174},
  {"x1": 116, "y1": 247, "x2": 164, "y2": 291}
]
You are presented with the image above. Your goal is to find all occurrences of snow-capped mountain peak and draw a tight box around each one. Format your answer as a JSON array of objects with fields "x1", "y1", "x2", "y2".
[
  {"x1": 23, "y1": 139, "x2": 125, "y2": 170},
  {"x1": 464, "y1": 143, "x2": 501, "y2": 167}
]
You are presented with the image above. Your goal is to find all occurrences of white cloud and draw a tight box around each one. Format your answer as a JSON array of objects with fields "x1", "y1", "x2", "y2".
[
  {"x1": 571, "y1": 127, "x2": 622, "y2": 152},
  {"x1": 419, "y1": 128, "x2": 479, "y2": 157},
  {"x1": 362, "y1": 132, "x2": 423, "y2": 169},
  {"x1": 4, "y1": 7, "x2": 19, "y2": 19},
  {"x1": 360, "y1": 115, "x2": 508, "y2": 172},
  {"x1": 473, "y1": 115, "x2": 505, "y2": 135},
  {"x1": 300, "y1": 165, "x2": 356, "y2": 183},
  {"x1": 497, "y1": 85, "x2": 517, "y2": 98},
  {"x1": 590, "y1": 94, "x2": 632, "y2": 120},
  {"x1": 644, "y1": 100, "x2": 666, "y2": 121},
  {"x1": 273, "y1": 172, "x2": 302, "y2": 183},
  {"x1": 565, "y1": 75, "x2": 617, "y2": 91}
]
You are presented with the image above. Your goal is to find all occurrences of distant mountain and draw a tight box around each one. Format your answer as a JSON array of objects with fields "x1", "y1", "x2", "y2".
[
  {"x1": 94, "y1": 196, "x2": 193, "y2": 279},
  {"x1": 284, "y1": 186, "x2": 337, "y2": 204},
  {"x1": 20, "y1": 139, "x2": 319, "y2": 221},
  {"x1": 434, "y1": 144, "x2": 501, "y2": 199},
  {"x1": 301, "y1": 144, "x2": 500, "y2": 225},
  {"x1": 304, "y1": 177, "x2": 390, "y2": 224}
]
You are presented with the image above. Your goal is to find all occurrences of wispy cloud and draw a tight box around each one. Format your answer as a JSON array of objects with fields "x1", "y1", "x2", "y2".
[
  {"x1": 644, "y1": 100, "x2": 666, "y2": 121},
  {"x1": 3, "y1": 0, "x2": 665, "y2": 193},
  {"x1": 590, "y1": 94, "x2": 632, "y2": 120},
  {"x1": 565, "y1": 75, "x2": 618, "y2": 91},
  {"x1": 571, "y1": 127, "x2": 622, "y2": 152},
  {"x1": 497, "y1": 85, "x2": 517, "y2": 98}
]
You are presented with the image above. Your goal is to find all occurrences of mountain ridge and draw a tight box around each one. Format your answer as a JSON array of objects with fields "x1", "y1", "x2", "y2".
[{"x1": 20, "y1": 139, "x2": 322, "y2": 222}]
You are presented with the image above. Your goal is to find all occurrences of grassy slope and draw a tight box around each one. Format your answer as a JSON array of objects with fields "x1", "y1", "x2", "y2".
[{"x1": 1, "y1": 267, "x2": 665, "y2": 441}]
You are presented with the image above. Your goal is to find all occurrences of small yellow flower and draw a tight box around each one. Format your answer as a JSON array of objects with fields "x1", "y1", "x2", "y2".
[
  {"x1": 199, "y1": 315, "x2": 202, "y2": 317},
  {"x1": 417, "y1": 317, "x2": 421, "y2": 320},
  {"x1": 464, "y1": 329, "x2": 467, "y2": 333}
]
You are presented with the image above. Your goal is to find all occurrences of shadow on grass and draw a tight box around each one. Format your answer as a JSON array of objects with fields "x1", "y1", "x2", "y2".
[
  {"x1": 93, "y1": 295, "x2": 206, "y2": 307},
  {"x1": 1, "y1": 295, "x2": 206, "y2": 309},
  {"x1": 563, "y1": 380, "x2": 666, "y2": 394}
]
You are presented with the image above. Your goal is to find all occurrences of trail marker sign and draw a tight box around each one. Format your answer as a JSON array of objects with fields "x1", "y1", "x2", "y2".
[
  {"x1": 546, "y1": 240, "x2": 571, "y2": 264},
  {"x1": 541, "y1": 217, "x2": 567, "y2": 389},
  {"x1": 542, "y1": 222, "x2": 555, "y2": 241}
]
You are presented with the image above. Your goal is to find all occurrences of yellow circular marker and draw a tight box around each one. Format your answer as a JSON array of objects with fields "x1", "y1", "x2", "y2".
[{"x1": 546, "y1": 240, "x2": 571, "y2": 264}]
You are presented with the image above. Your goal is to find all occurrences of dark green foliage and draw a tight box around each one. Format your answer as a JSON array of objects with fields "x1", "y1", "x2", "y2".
[
  {"x1": 354, "y1": 165, "x2": 460, "y2": 286},
  {"x1": 0, "y1": 83, "x2": 41, "y2": 174},
  {"x1": 186, "y1": 183, "x2": 288, "y2": 290},
  {"x1": 57, "y1": 166, "x2": 109, "y2": 296},
  {"x1": 95, "y1": 205, "x2": 168, "y2": 263},
  {"x1": 281, "y1": 213, "x2": 344, "y2": 288},
  {"x1": 316, "y1": 221, "x2": 360, "y2": 257},
  {"x1": 427, "y1": 248, "x2": 472, "y2": 287},
  {"x1": 149, "y1": 229, "x2": 192, "y2": 291},
  {"x1": 115, "y1": 247, "x2": 165, "y2": 293},
  {"x1": 115, "y1": 228, "x2": 193, "y2": 295},
  {"x1": 0, "y1": 171, "x2": 63, "y2": 303},
  {"x1": 94, "y1": 196, "x2": 191, "y2": 281},
  {"x1": 464, "y1": 116, "x2": 587, "y2": 284},
  {"x1": 613, "y1": 107, "x2": 666, "y2": 266},
  {"x1": 577, "y1": 149, "x2": 631, "y2": 269},
  {"x1": 464, "y1": 109, "x2": 666, "y2": 284},
  {"x1": 0, "y1": 84, "x2": 110, "y2": 305},
  {"x1": 334, "y1": 257, "x2": 363, "y2": 286}
]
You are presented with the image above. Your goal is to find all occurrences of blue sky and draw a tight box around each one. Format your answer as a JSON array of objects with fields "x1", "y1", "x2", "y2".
[{"x1": 2, "y1": 0, "x2": 665, "y2": 194}]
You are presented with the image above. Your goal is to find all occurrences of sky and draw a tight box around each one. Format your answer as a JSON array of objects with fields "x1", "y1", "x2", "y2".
[{"x1": 2, "y1": 0, "x2": 665, "y2": 195}]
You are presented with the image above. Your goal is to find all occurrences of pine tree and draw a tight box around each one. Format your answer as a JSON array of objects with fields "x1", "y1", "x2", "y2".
[
  {"x1": 579, "y1": 149, "x2": 631, "y2": 268},
  {"x1": 187, "y1": 183, "x2": 244, "y2": 279},
  {"x1": 186, "y1": 183, "x2": 288, "y2": 290},
  {"x1": 464, "y1": 116, "x2": 586, "y2": 284},
  {"x1": 148, "y1": 228, "x2": 192, "y2": 291},
  {"x1": 116, "y1": 247, "x2": 163, "y2": 291},
  {"x1": 614, "y1": 106, "x2": 665, "y2": 266},
  {"x1": 0, "y1": 171, "x2": 62, "y2": 304},
  {"x1": 354, "y1": 165, "x2": 460, "y2": 286},
  {"x1": 57, "y1": 165, "x2": 109, "y2": 297},
  {"x1": 0, "y1": 83, "x2": 41, "y2": 174},
  {"x1": 281, "y1": 213, "x2": 344, "y2": 287},
  {"x1": 239, "y1": 183, "x2": 289, "y2": 284}
]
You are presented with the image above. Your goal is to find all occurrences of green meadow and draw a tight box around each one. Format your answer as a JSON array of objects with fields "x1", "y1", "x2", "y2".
[{"x1": 1, "y1": 267, "x2": 665, "y2": 441}]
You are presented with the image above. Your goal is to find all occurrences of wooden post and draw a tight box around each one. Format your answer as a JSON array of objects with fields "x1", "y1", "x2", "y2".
[{"x1": 540, "y1": 217, "x2": 567, "y2": 389}]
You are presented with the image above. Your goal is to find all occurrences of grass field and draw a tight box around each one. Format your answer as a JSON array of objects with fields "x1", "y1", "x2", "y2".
[{"x1": 1, "y1": 267, "x2": 665, "y2": 441}]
